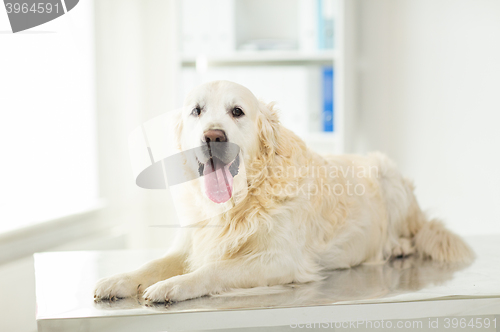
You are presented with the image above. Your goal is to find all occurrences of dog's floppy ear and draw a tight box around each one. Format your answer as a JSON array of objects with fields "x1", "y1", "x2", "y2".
[
  {"x1": 170, "y1": 107, "x2": 184, "y2": 151},
  {"x1": 257, "y1": 101, "x2": 280, "y2": 156}
]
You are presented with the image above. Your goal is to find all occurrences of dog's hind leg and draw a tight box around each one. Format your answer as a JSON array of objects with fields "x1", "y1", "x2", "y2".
[{"x1": 391, "y1": 237, "x2": 415, "y2": 258}]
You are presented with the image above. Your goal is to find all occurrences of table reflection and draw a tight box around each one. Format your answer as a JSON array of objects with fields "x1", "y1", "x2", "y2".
[{"x1": 94, "y1": 255, "x2": 470, "y2": 312}]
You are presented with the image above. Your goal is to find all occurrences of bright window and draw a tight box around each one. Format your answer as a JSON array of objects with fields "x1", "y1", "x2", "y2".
[{"x1": 0, "y1": 1, "x2": 98, "y2": 233}]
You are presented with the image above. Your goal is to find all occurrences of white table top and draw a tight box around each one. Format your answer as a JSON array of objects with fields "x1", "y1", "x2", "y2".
[{"x1": 35, "y1": 235, "x2": 500, "y2": 331}]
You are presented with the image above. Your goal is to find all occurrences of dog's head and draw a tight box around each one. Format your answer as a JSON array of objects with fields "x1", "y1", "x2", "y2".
[{"x1": 175, "y1": 80, "x2": 279, "y2": 204}]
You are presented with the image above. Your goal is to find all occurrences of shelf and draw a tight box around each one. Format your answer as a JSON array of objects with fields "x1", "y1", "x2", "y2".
[
  {"x1": 177, "y1": 0, "x2": 351, "y2": 155},
  {"x1": 181, "y1": 50, "x2": 337, "y2": 67}
]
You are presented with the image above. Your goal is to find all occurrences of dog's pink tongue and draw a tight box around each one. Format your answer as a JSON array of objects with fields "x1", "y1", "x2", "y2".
[{"x1": 203, "y1": 158, "x2": 233, "y2": 204}]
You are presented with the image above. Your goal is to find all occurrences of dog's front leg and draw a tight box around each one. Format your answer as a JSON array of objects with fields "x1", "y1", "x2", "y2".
[
  {"x1": 143, "y1": 258, "x2": 297, "y2": 303},
  {"x1": 94, "y1": 251, "x2": 187, "y2": 300},
  {"x1": 94, "y1": 229, "x2": 192, "y2": 300}
]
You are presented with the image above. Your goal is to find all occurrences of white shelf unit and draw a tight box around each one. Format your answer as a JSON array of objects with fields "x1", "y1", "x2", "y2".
[
  {"x1": 174, "y1": 0, "x2": 356, "y2": 155},
  {"x1": 180, "y1": 50, "x2": 338, "y2": 65}
]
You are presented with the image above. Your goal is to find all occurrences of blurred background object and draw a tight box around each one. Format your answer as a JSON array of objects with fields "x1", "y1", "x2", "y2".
[{"x1": 1, "y1": 0, "x2": 500, "y2": 331}]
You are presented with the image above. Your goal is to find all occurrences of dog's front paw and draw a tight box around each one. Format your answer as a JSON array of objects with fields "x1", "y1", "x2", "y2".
[
  {"x1": 94, "y1": 273, "x2": 143, "y2": 301},
  {"x1": 143, "y1": 275, "x2": 202, "y2": 303}
]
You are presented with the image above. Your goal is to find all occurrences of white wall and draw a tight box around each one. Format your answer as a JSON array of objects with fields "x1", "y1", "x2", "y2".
[
  {"x1": 356, "y1": 0, "x2": 500, "y2": 235},
  {"x1": 95, "y1": 0, "x2": 179, "y2": 250}
]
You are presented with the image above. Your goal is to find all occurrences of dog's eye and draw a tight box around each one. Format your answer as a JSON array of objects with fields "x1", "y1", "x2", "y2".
[
  {"x1": 232, "y1": 107, "x2": 244, "y2": 118},
  {"x1": 191, "y1": 107, "x2": 201, "y2": 117}
]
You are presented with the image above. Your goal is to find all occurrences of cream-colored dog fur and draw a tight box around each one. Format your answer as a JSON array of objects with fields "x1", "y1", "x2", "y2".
[{"x1": 94, "y1": 81, "x2": 473, "y2": 303}]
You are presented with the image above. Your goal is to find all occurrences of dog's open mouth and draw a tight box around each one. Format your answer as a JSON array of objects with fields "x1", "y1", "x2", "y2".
[{"x1": 198, "y1": 154, "x2": 239, "y2": 204}]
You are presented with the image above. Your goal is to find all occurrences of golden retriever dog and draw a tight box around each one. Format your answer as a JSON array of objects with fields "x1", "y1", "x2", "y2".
[{"x1": 94, "y1": 80, "x2": 473, "y2": 303}]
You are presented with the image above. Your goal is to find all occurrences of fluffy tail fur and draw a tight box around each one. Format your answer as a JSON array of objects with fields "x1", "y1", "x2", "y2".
[{"x1": 414, "y1": 218, "x2": 474, "y2": 263}]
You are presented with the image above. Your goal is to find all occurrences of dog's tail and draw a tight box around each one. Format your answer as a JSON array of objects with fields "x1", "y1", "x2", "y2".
[
  {"x1": 413, "y1": 218, "x2": 474, "y2": 263},
  {"x1": 375, "y1": 153, "x2": 474, "y2": 264}
]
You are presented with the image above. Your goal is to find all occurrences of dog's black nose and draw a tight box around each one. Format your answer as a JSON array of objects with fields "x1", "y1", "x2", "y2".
[{"x1": 203, "y1": 130, "x2": 227, "y2": 143}]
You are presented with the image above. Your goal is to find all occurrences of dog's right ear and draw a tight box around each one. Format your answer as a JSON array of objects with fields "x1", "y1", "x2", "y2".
[{"x1": 257, "y1": 101, "x2": 280, "y2": 156}]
